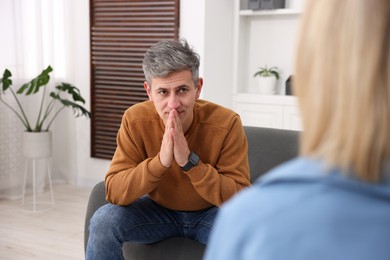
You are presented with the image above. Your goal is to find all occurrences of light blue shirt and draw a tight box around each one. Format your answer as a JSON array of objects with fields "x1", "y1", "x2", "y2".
[{"x1": 204, "y1": 157, "x2": 390, "y2": 260}]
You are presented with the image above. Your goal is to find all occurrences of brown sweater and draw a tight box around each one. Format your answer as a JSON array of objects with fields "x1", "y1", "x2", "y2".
[{"x1": 105, "y1": 99, "x2": 250, "y2": 211}]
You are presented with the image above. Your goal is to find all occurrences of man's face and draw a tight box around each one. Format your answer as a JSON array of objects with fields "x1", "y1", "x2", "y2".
[{"x1": 144, "y1": 70, "x2": 203, "y2": 132}]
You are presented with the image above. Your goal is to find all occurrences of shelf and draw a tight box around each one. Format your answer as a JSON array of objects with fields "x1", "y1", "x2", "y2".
[
  {"x1": 239, "y1": 8, "x2": 301, "y2": 16},
  {"x1": 234, "y1": 93, "x2": 298, "y2": 105}
]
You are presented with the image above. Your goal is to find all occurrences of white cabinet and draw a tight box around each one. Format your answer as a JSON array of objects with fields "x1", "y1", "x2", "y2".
[
  {"x1": 232, "y1": 0, "x2": 304, "y2": 131},
  {"x1": 237, "y1": 103, "x2": 284, "y2": 128},
  {"x1": 283, "y1": 104, "x2": 301, "y2": 130},
  {"x1": 234, "y1": 94, "x2": 302, "y2": 130}
]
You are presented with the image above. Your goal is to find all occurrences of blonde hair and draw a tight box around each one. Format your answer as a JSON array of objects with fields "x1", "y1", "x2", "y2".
[{"x1": 294, "y1": 0, "x2": 390, "y2": 182}]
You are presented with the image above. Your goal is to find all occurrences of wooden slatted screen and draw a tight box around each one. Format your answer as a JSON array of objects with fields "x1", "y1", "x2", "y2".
[{"x1": 90, "y1": 0, "x2": 180, "y2": 159}]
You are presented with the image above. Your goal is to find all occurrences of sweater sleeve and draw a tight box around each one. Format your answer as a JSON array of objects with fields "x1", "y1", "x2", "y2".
[
  {"x1": 104, "y1": 111, "x2": 167, "y2": 205},
  {"x1": 184, "y1": 115, "x2": 251, "y2": 206}
]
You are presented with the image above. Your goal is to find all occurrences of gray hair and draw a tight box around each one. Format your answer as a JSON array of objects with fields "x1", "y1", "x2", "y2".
[{"x1": 142, "y1": 39, "x2": 200, "y2": 87}]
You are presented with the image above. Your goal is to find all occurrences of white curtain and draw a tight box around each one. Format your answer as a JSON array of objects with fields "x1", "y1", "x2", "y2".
[
  {"x1": 0, "y1": 0, "x2": 68, "y2": 78},
  {"x1": 0, "y1": 0, "x2": 73, "y2": 198}
]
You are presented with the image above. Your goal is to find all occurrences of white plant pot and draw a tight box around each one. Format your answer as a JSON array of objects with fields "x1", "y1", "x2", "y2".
[
  {"x1": 258, "y1": 77, "x2": 277, "y2": 95},
  {"x1": 22, "y1": 131, "x2": 52, "y2": 159}
]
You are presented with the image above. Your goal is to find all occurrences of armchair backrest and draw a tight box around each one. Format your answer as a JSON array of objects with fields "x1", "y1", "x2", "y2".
[{"x1": 243, "y1": 126, "x2": 300, "y2": 183}]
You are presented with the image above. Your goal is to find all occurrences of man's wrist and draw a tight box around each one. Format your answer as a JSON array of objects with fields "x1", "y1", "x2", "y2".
[{"x1": 181, "y1": 151, "x2": 200, "y2": 171}]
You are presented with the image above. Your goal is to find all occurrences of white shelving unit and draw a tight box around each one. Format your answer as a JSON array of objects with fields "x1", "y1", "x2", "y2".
[
  {"x1": 232, "y1": 0, "x2": 303, "y2": 130},
  {"x1": 234, "y1": 94, "x2": 301, "y2": 130},
  {"x1": 239, "y1": 8, "x2": 301, "y2": 16}
]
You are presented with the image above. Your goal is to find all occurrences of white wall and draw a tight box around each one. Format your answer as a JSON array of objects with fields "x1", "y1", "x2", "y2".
[
  {"x1": 202, "y1": 0, "x2": 234, "y2": 108},
  {"x1": 180, "y1": 0, "x2": 206, "y2": 78},
  {"x1": 180, "y1": 0, "x2": 234, "y2": 108},
  {"x1": 64, "y1": 0, "x2": 110, "y2": 187}
]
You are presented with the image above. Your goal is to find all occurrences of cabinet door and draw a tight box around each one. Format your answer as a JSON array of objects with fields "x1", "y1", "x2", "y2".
[
  {"x1": 283, "y1": 105, "x2": 302, "y2": 130},
  {"x1": 236, "y1": 103, "x2": 284, "y2": 128}
]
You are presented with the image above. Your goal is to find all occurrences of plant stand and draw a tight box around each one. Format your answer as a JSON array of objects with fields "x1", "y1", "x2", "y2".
[{"x1": 20, "y1": 132, "x2": 55, "y2": 212}]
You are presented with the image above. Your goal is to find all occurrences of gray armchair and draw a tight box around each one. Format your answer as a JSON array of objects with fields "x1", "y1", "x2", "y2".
[{"x1": 84, "y1": 126, "x2": 299, "y2": 259}]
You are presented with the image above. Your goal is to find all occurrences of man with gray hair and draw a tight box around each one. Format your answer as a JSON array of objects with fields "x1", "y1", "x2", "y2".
[{"x1": 86, "y1": 39, "x2": 250, "y2": 259}]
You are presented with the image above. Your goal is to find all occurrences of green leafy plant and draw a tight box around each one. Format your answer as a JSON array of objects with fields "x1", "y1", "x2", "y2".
[
  {"x1": 253, "y1": 66, "x2": 280, "y2": 79},
  {"x1": 0, "y1": 65, "x2": 91, "y2": 132}
]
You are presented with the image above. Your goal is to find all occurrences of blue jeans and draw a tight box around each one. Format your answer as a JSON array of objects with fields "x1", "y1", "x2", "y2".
[{"x1": 86, "y1": 196, "x2": 218, "y2": 260}]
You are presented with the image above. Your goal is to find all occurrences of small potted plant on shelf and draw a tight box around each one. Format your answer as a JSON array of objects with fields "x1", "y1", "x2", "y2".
[
  {"x1": 253, "y1": 65, "x2": 280, "y2": 95},
  {"x1": 0, "y1": 65, "x2": 91, "y2": 159}
]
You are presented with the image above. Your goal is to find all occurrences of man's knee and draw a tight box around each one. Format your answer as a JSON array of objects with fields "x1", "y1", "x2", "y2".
[{"x1": 89, "y1": 204, "x2": 127, "y2": 235}]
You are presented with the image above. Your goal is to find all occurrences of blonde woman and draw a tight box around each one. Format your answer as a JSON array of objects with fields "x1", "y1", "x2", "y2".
[{"x1": 204, "y1": 0, "x2": 390, "y2": 259}]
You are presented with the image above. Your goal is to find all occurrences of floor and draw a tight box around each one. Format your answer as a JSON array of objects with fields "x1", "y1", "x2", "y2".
[{"x1": 0, "y1": 184, "x2": 92, "y2": 260}]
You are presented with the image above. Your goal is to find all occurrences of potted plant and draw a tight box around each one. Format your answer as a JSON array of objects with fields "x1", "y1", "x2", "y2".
[
  {"x1": 0, "y1": 65, "x2": 91, "y2": 158},
  {"x1": 253, "y1": 65, "x2": 280, "y2": 94}
]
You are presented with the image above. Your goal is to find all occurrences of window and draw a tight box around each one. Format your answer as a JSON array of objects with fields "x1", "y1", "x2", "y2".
[{"x1": 90, "y1": 0, "x2": 179, "y2": 159}]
